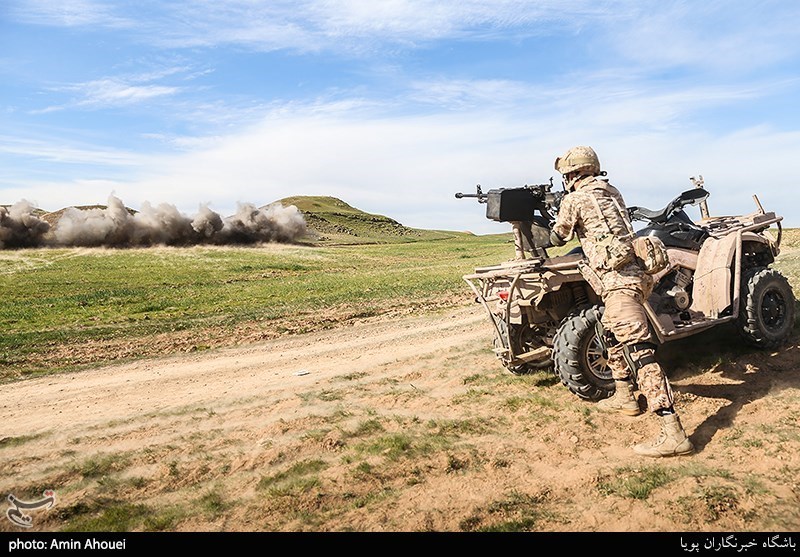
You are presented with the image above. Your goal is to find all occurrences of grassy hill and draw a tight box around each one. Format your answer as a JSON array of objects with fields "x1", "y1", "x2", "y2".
[{"x1": 274, "y1": 195, "x2": 470, "y2": 245}]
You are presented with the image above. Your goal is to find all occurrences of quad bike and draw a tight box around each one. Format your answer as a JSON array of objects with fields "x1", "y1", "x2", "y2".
[{"x1": 456, "y1": 176, "x2": 796, "y2": 401}]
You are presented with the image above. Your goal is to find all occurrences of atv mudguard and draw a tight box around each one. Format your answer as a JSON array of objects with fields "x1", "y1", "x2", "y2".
[{"x1": 692, "y1": 230, "x2": 774, "y2": 319}]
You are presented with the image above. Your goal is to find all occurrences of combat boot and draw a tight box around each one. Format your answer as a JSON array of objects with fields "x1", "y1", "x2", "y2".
[
  {"x1": 633, "y1": 412, "x2": 694, "y2": 457},
  {"x1": 597, "y1": 381, "x2": 642, "y2": 416}
]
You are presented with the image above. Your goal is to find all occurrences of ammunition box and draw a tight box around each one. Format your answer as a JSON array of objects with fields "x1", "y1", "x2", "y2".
[{"x1": 485, "y1": 188, "x2": 537, "y2": 222}]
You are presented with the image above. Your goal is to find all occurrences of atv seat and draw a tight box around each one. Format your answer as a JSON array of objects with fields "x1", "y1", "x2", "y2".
[
  {"x1": 628, "y1": 188, "x2": 710, "y2": 224},
  {"x1": 628, "y1": 205, "x2": 668, "y2": 223}
]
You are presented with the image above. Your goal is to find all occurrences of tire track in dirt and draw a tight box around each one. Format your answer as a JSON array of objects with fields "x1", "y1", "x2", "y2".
[{"x1": 0, "y1": 305, "x2": 490, "y2": 438}]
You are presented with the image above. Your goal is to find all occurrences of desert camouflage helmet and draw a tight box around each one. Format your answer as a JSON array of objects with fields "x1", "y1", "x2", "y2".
[{"x1": 554, "y1": 146, "x2": 601, "y2": 176}]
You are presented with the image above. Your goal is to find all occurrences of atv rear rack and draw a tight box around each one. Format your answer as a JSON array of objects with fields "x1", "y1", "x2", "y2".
[
  {"x1": 463, "y1": 260, "x2": 543, "y2": 365},
  {"x1": 463, "y1": 255, "x2": 585, "y2": 367}
]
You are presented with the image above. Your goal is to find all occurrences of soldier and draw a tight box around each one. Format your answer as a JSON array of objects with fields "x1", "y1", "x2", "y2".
[{"x1": 548, "y1": 146, "x2": 694, "y2": 457}]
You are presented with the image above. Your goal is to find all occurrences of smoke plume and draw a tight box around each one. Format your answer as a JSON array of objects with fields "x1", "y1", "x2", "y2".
[
  {"x1": 0, "y1": 195, "x2": 307, "y2": 249},
  {"x1": 0, "y1": 200, "x2": 51, "y2": 248}
]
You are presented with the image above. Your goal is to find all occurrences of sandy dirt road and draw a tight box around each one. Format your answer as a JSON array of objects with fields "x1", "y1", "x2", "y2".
[{"x1": 1, "y1": 305, "x2": 489, "y2": 440}]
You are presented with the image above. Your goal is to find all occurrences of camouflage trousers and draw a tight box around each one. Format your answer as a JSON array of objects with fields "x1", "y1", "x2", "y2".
[{"x1": 601, "y1": 287, "x2": 673, "y2": 413}]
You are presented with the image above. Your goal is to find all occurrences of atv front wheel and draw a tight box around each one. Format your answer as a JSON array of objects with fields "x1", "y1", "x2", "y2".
[
  {"x1": 738, "y1": 267, "x2": 796, "y2": 348},
  {"x1": 552, "y1": 305, "x2": 614, "y2": 401}
]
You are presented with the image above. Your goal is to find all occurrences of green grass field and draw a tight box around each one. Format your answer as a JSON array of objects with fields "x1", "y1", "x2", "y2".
[{"x1": 0, "y1": 233, "x2": 518, "y2": 381}]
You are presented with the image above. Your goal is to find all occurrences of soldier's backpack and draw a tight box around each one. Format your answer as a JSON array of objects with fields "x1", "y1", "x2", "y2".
[{"x1": 594, "y1": 232, "x2": 635, "y2": 271}]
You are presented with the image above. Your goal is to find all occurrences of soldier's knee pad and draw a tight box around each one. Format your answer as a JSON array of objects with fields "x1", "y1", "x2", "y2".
[
  {"x1": 628, "y1": 342, "x2": 657, "y2": 366},
  {"x1": 622, "y1": 341, "x2": 657, "y2": 372}
]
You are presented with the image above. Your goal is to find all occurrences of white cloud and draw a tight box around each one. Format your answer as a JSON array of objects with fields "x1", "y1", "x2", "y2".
[
  {"x1": 0, "y1": 135, "x2": 149, "y2": 167},
  {"x1": 12, "y1": 0, "x2": 799, "y2": 71},
  {"x1": 5, "y1": 0, "x2": 610, "y2": 52},
  {"x1": 7, "y1": 0, "x2": 130, "y2": 27},
  {"x1": 75, "y1": 79, "x2": 179, "y2": 106},
  {"x1": 606, "y1": 1, "x2": 800, "y2": 73},
  {"x1": 407, "y1": 78, "x2": 531, "y2": 109}
]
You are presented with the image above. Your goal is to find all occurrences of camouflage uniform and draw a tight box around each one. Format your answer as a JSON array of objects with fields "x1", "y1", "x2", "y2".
[{"x1": 552, "y1": 175, "x2": 673, "y2": 413}]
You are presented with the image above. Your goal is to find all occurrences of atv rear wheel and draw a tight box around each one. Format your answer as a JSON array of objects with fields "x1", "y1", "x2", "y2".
[
  {"x1": 493, "y1": 319, "x2": 552, "y2": 375},
  {"x1": 552, "y1": 305, "x2": 614, "y2": 401},
  {"x1": 738, "y1": 267, "x2": 796, "y2": 349}
]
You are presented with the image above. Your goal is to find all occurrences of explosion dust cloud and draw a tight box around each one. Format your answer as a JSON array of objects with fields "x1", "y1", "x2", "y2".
[{"x1": 0, "y1": 195, "x2": 307, "y2": 249}]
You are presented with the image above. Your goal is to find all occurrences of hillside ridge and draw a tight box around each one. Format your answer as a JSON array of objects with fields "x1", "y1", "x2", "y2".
[{"x1": 272, "y1": 195, "x2": 467, "y2": 244}]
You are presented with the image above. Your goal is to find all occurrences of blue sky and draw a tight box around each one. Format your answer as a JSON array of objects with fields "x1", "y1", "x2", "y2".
[{"x1": 2, "y1": 0, "x2": 799, "y2": 235}]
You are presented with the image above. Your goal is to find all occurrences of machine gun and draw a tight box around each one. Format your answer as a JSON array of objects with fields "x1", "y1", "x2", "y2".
[
  {"x1": 455, "y1": 179, "x2": 565, "y2": 259},
  {"x1": 456, "y1": 180, "x2": 561, "y2": 215}
]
